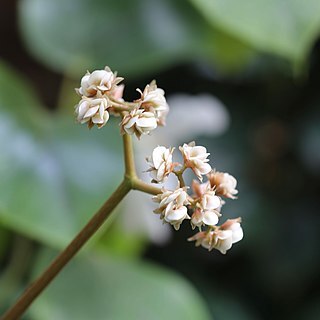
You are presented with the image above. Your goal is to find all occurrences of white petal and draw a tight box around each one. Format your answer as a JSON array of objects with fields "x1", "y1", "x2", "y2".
[
  {"x1": 191, "y1": 210, "x2": 204, "y2": 228},
  {"x1": 230, "y1": 224, "x2": 243, "y2": 243},
  {"x1": 99, "y1": 103, "x2": 104, "y2": 118},
  {"x1": 136, "y1": 117, "x2": 157, "y2": 129},
  {"x1": 152, "y1": 146, "x2": 166, "y2": 169},
  {"x1": 205, "y1": 195, "x2": 221, "y2": 210},
  {"x1": 190, "y1": 146, "x2": 207, "y2": 157},
  {"x1": 84, "y1": 106, "x2": 99, "y2": 119},
  {"x1": 165, "y1": 206, "x2": 187, "y2": 222},
  {"x1": 202, "y1": 211, "x2": 219, "y2": 226},
  {"x1": 92, "y1": 112, "x2": 105, "y2": 124},
  {"x1": 217, "y1": 230, "x2": 233, "y2": 240},
  {"x1": 215, "y1": 237, "x2": 233, "y2": 254},
  {"x1": 198, "y1": 163, "x2": 212, "y2": 175},
  {"x1": 103, "y1": 111, "x2": 110, "y2": 123},
  {"x1": 156, "y1": 162, "x2": 166, "y2": 181},
  {"x1": 124, "y1": 117, "x2": 137, "y2": 129}
]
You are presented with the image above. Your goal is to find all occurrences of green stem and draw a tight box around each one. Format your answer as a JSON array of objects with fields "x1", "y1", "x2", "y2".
[
  {"x1": 123, "y1": 134, "x2": 137, "y2": 179},
  {"x1": 175, "y1": 172, "x2": 185, "y2": 187},
  {"x1": 1, "y1": 179, "x2": 131, "y2": 320},
  {"x1": 109, "y1": 98, "x2": 139, "y2": 110},
  {"x1": 173, "y1": 165, "x2": 186, "y2": 188},
  {"x1": 132, "y1": 179, "x2": 161, "y2": 195}
]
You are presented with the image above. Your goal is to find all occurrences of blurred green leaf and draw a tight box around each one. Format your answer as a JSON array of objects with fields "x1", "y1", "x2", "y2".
[
  {"x1": 29, "y1": 250, "x2": 211, "y2": 320},
  {"x1": 0, "y1": 62, "x2": 123, "y2": 248},
  {"x1": 19, "y1": 0, "x2": 258, "y2": 78},
  {"x1": 190, "y1": 0, "x2": 320, "y2": 66},
  {"x1": 203, "y1": 29, "x2": 256, "y2": 75},
  {"x1": 18, "y1": 0, "x2": 209, "y2": 78},
  {"x1": 96, "y1": 222, "x2": 148, "y2": 258},
  {"x1": 0, "y1": 61, "x2": 47, "y2": 131}
]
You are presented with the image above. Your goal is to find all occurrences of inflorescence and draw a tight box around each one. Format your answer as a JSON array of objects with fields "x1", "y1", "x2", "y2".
[{"x1": 75, "y1": 66, "x2": 243, "y2": 254}]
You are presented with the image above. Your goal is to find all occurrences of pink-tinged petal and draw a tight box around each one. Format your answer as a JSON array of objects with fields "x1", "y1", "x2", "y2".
[{"x1": 191, "y1": 209, "x2": 204, "y2": 229}]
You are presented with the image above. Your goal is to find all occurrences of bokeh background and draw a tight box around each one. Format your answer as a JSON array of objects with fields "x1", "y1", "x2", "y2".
[{"x1": 1, "y1": 0, "x2": 320, "y2": 319}]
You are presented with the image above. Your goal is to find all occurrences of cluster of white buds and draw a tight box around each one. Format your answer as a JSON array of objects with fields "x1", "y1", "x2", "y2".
[
  {"x1": 148, "y1": 142, "x2": 243, "y2": 254},
  {"x1": 75, "y1": 66, "x2": 169, "y2": 135}
]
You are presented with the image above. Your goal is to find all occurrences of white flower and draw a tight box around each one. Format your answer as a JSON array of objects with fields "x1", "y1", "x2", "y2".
[
  {"x1": 121, "y1": 109, "x2": 157, "y2": 139},
  {"x1": 219, "y1": 218, "x2": 243, "y2": 244},
  {"x1": 137, "y1": 81, "x2": 169, "y2": 125},
  {"x1": 188, "y1": 218, "x2": 243, "y2": 254},
  {"x1": 190, "y1": 208, "x2": 220, "y2": 229},
  {"x1": 77, "y1": 66, "x2": 123, "y2": 97},
  {"x1": 191, "y1": 180, "x2": 221, "y2": 211},
  {"x1": 153, "y1": 187, "x2": 190, "y2": 230},
  {"x1": 190, "y1": 180, "x2": 221, "y2": 229},
  {"x1": 211, "y1": 230, "x2": 234, "y2": 254},
  {"x1": 208, "y1": 171, "x2": 238, "y2": 199},
  {"x1": 146, "y1": 146, "x2": 174, "y2": 183},
  {"x1": 138, "y1": 80, "x2": 168, "y2": 112},
  {"x1": 75, "y1": 97, "x2": 109, "y2": 129},
  {"x1": 165, "y1": 206, "x2": 189, "y2": 231},
  {"x1": 179, "y1": 142, "x2": 211, "y2": 181}
]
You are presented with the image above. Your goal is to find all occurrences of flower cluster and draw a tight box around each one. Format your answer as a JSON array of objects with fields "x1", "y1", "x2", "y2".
[
  {"x1": 148, "y1": 142, "x2": 243, "y2": 254},
  {"x1": 75, "y1": 66, "x2": 244, "y2": 255},
  {"x1": 75, "y1": 67, "x2": 169, "y2": 136}
]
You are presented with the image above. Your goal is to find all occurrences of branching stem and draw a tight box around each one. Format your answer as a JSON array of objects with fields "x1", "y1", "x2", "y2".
[
  {"x1": 1, "y1": 133, "x2": 161, "y2": 320},
  {"x1": 173, "y1": 166, "x2": 186, "y2": 188}
]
